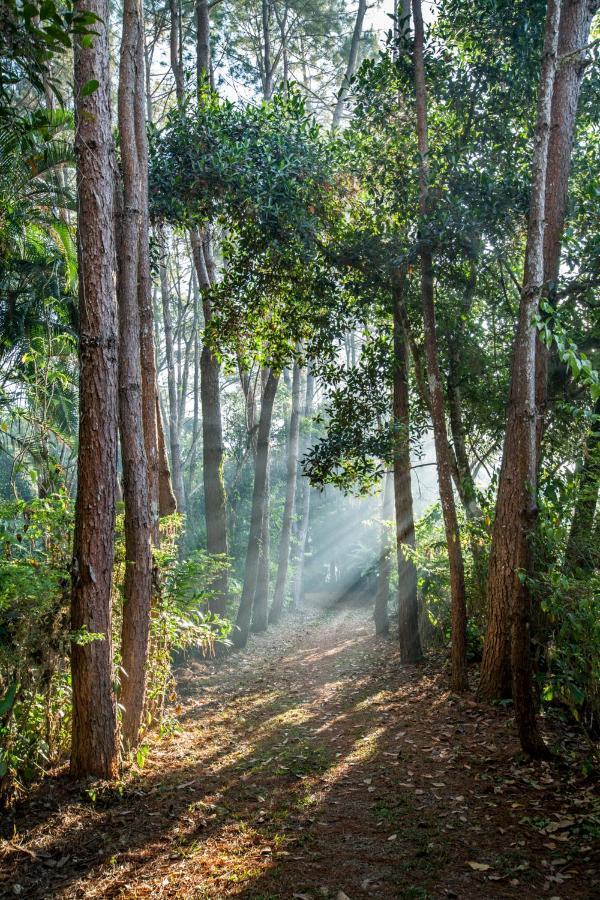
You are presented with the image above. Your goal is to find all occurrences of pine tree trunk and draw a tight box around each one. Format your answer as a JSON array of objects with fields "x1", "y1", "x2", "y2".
[
  {"x1": 191, "y1": 233, "x2": 229, "y2": 616},
  {"x1": 535, "y1": 0, "x2": 600, "y2": 462},
  {"x1": 412, "y1": 0, "x2": 466, "y2": 689},
  {"x1": 159, "y1": 241, "x2": 185, "y2": 511},
  {"x1": 331, "y1": 0, "x2": 367, "y2": 129},
  {"x1": 116, "y1": 0, "x2": 154, "y2": 751},
  {"x1": 374, "y1": 470, "x2": 393, "y2": 636},
  {"x1": 483, "y1": 0, "x2": 562, "y2": 757},
  {"x1": 70, "y1": 0, "x2": 119, "y2": 780},
  {"x1": 393, "y1": 280, "x2": 422, "y2": 663},
  {"x1": 270, "y1": 361, "x2": 302, "y2": 624},
  {"x1": 292, "y1": 371, "x2": 314, "y2": 608},
  {"x1": 234, "y1": 370, "x2": 279, "y2": 648}
]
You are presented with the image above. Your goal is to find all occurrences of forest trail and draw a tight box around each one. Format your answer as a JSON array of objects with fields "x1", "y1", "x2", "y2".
[{"x1": 1, "y1": 606, "x2": 598, "y2": 900}]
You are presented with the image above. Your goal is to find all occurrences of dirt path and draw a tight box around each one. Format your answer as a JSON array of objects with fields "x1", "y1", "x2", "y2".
[{"x1": 1, "y1": 606, "x2": 598, "y2": 899}]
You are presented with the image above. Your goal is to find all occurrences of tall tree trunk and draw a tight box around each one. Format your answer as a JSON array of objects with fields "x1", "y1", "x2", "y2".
[
  {"x1": 374, "y1": 470, "x2": 393, "y2": 636},
  {"x1": 262, "y1": 0, "x2": 273, "y2": 99},
  {"x1": 156, "y1": 393, "x2": 177, "y2": 515},
  {"x1": 270, "y1": 361, "x2": 302, "y2": 624},
  {"x1": 117, "y1": 0, "x2": 154, "y2": 751},
  {"x1": 482, "y1": 0, "x2": 562, "y2": 758},
  {"x1": 191, "y1": 235, "x2": 229, "y2": 615},
  {"x1": 565, "y1": 397, "x2": 600, "y2": 570},
  {"x1": 331, "y1": 0, "x2": 367, "y2": 129},
  {"x1": 170, "y1": 0, "x2": 184, "y2": 105},
  {"x1": 252, "y1": 469, "x2": 271, "y2": 632},
  {"x1": 393, "y1": 280, "x2": 422, "y2": 662},
  {"x1": 535, "y1": 0, "x2": 600, "y2": 462},
  {"x1": 412, "y1": 0, "x2": 466, "y2": 689},
  {"x1": 70, "y1": 0, "x2": 119, "y2": 779},
  {"x1": 234, "y1": 370, "x2": 279, "y2": 648},
  {"x1": 196, "y1": 0, "x2": 212, "y2": 88},
  {"x1": 292, "y1": 371, "x2": 314, "y2": 607},
  {"x1": 159, "y1": 240, "x2": 185, "y2": 510}
]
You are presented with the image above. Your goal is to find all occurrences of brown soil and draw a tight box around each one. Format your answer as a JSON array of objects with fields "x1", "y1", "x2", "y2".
[{"x1": 1, "y1": 606, "x2": 598, "y2": 899}]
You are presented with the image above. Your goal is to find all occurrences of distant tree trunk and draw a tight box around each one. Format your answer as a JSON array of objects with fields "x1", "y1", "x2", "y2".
[
  {"x1": 156, "y1": 393, "x2": 177, "y2": 515},
  {"x1": 262, "y1": 0, "x2": 274, "y2": 99},
  {"x1": 70, "y1": 0, "x2": 119, "y2": 780},
  {"x1": 234, "y1": 370, "x2": 279, "y2": 648},
  {"x1": 482, "y1": 0, "x2": 562, "y2": 758},
  {"x1": 159, "y1": 241, "x2": 185, "y2": 511},
  {"x1": 169, "y1": 0, "x2": 184, "y2": 105},
  {"x1": 191, "y1": 233, "x2": 229, "y2": 615},
  {"x1": 393, "y1": 280, "x2": 422, "y2": 662},
  {"x1": 565, "y1": 398, "x2": 600, "y2": 570},
  {"x1": 374, "y1": 470, "x2": 393, "y2": 636},
  {"x1": 412, "y1": 0, "x2": 466, "y2": 689},
  {"x1": 270, "y1": 361, "x2": 302, "y2": 624},
  {"x1": 292, "y1": 371, "x2": 314, "y2": 607},
  {"x1": 116, "y1": 0, "x2": 154, "y2": 751},
  {"x1": 535, "y1": 0, "x2": 600, "y2": 463},
  {"x1": 196, "y1": 0, "x2": 212, "y2": 88},
  {"x1": 252, "y1": 471, "x2": 271, "y2": 632},
  {"x1": 331, "y1": 0, "x2": 367, "y2": 129}
]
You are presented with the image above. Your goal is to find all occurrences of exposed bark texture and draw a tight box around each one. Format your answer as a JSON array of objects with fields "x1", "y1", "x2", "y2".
[
  {"x1": 412, "y1": 0, "x2": 466, "y2": 689},
  {"x1": 482, "y1": 0, "x2": 562, "y2": 758},
  {"x1": 196, "y1": 0, "x2": 212, "y2": 88},
  {"x1": 117, "y1": 0, "x2": 154, "y2": 751},
  {"x1": 292, "y1": 371, "x2": 314, "y2": 608},
  {"x1": 70, "y1": 0, "x2": 119, "y2": 780},
  {"x1": 159, "y1": 243, "x2": 185, "y2": 511},
  {"x1": 261, "y1": 0, "x2": 274, "y2": 99},
  {"x1": 374, "y1": 470, "x2": 393, "y2": 636},
  {"x1": 234, "y1": 370, "x2": 279, "y2": 648},
  {"x1": 536, "y1": 0, "x2": 600, "y2": 462},
  {"x1": 565, "y1": 397, "x2": 600, "y2": 570},
  {"x1": 270, "y1": 361, "x2": 302, "y2": 624},
  {"x1": 169, "y1": 0, "x2": 184, "y2": 105},
  {"x1": 393, "y1": 282, "x2": 422, "y2": 663},
  {"x1": 331, "y1": 0, "x2": 367, "y2": 129}
]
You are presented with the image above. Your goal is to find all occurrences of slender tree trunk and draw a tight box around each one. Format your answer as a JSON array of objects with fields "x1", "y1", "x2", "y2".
[
  {"x1": 191, "y1": 234, "x2": 229, "y2": 615},
  {"x1": 393, "y1": 280, "x2": 422, "y2": 662},
  {"x1": 70, "y1": 0, "x2": 118, "y2": 779},
  {"x1": 157, "y1": 393, "x2": 177, "y2": 515},
  {"x1": 116, "y1": 0, "x2": 154, "y2": 751},
  {"x1": 331, "y1": 0, "x2": 367, "y2": 129},
  {"x1": 159, "y1": 240, "x2": 185, "y2": 510},
  {"x1": 482, "y1": 0, "x2": 562, "y2": 758},
  {"x1": 412, "y1": 0, "x2": 466, "y2": 689},
  {"x1": 196, "y1": 0, "x2": 212, "y2": 88},
  {"x1": 535, "y1": 0, "x2": 600, "y2": 463},
  {"x1": 234, "y1": 370, "x2": 279, "y2": 648},
  {"x1": 170, "y1": 0, "x2": 184, "y2": 105},
  {"x1": 270, "y1": 361, "x2": 302, "y2": 624},
  {"x1": 252, "y1": 469, "x2": 271, "y2": 632},
  {"x1": 565, "y1": 397, "x2": 600, "y2": 570},
  {"x1": 262, "y1": 0, "x2": 273, "y2": 99},
  {"x1": 374, "y1": 470, "x2": 393, "y2": 636},
  {"x1": 292, "y1": 371, "x2": 314, "y2": 607}
]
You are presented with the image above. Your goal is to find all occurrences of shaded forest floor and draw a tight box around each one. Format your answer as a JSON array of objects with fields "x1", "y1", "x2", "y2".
[{"x1": 1, "y1": 605, "x2": 598, "y2": 899}]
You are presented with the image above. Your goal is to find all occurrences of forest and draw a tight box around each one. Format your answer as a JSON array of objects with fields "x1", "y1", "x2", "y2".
[{"x1": 0, "y1": 0, "x2": 599, "y2": 896}]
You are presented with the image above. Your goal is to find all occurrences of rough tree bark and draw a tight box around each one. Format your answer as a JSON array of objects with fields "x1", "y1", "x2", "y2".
[
  {"x1": 234, "y1": 370, "x2": 280, "y2": 648},
  {"x1": 374, "y1": 470, "x2": 393, "y2": 636},
  {"x1": 393, "y1": 278, "x2": 422, "y2": 662},
  {"x1": 70, "y1": 0, "x2": 119, "y2": 779},
  {"x1": 412, "y1": 0, "x2": 466, "y2": 689},
  {"x1": 117, "y1": 0, "x2": 154, "y2": 751},
  {"x1": 482, "y1": 0, "x2": 562, "y2": 758},
  {"x1": 331, "y1": 0, "x2": 367, "y2": 129},
  {"x1": 536, "y1": 0, "x2": 600, "y2": 462},
  {"x1": 270, "y1": 361, "x2": 302, "y2": 624}
]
